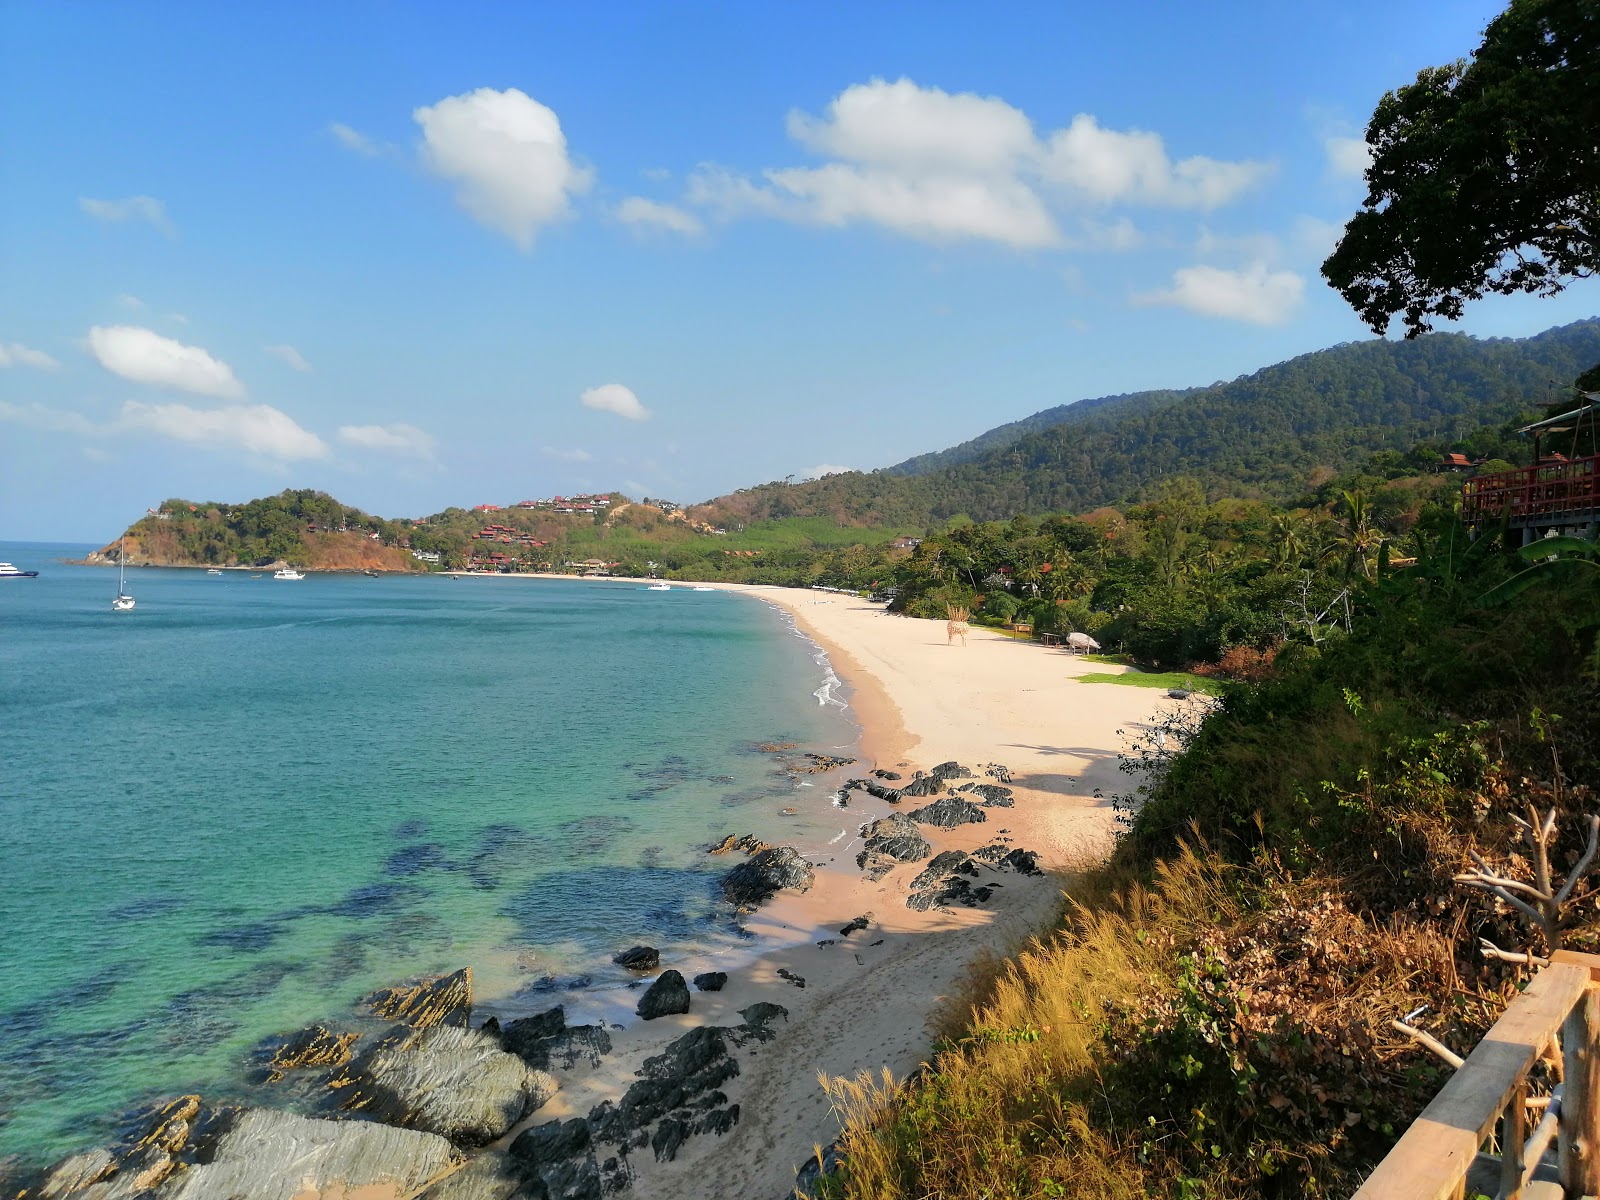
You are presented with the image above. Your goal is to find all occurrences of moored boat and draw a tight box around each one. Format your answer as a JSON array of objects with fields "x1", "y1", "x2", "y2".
[
  {"x1": 273, "y1": 567, "x2": 306, "y2": 580},
  {"x1": 647, "y1": 582, "x2": 671, "y2": 591},
  {"x1": 0, "y1": 562, "x2": 39, "y2": 578},
  {"x1": 112, "y1": 535, "x2": 135, "y2": 611}
]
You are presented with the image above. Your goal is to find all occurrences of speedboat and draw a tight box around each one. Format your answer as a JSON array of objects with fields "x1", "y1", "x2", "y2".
[
  {"x1": 207, "y1": 568, "x2": 223, "y2": 575},
  {"x1": 691, "y1": 585, "x2": 714, "y2": 592},
  {"x1": 273, "y1": 567, "x2": 306, "y2": 580},
  {"x1": 647, "y1": 582, "x2": 671, "y2": 591},
  {"x1": 0, "y1": 562, "x2": 38, "y2": 578}
]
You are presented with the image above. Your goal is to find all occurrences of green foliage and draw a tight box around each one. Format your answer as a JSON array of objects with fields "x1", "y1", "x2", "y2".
[
  {"x1": 1077, "y1": 671, "x2": 1227, "y2": 694},
  {"x1": 1323, "y1": 0, "x2": 1600, "y2": 342}
]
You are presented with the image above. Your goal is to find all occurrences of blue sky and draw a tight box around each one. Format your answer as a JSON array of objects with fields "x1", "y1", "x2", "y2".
[{"x1": 4, "y1": 1, "x2": 1598, "y2": 540}]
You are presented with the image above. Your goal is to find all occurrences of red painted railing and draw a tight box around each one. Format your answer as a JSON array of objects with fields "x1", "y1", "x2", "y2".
[{"x1": 1462, "y1": 454, "x2": 1600, "y2": 527}]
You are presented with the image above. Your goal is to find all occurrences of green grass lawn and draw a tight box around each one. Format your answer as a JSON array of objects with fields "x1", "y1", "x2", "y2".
[{"x1": 1077, "y1": 669, "x2": 1230, "y2": 695}]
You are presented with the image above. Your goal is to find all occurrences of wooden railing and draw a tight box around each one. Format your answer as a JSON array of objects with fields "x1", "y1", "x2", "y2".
[
  {"x1": 1355, "y1": 950, "x2": 1600, "y2": 1199},
  {"x1": 1462, "y1": 456, "x2": 1600, "y2": 529}
]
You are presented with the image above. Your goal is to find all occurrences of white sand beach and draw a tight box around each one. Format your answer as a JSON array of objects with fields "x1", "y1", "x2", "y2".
[{"x1": 504, "y1": 583, "x2": 1177, "y2": 1200}]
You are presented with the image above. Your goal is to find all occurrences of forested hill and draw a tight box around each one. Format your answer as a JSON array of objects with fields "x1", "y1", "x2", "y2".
[{"x1": 695, "y1": 318, "x2": 1600, "y2": 527}]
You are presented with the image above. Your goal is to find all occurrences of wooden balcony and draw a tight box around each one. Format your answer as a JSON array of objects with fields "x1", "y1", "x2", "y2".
[
  {"x1": 1462, "y1": 456, "x2": 1600, "y2": 531},
  {"x1": 1354, "y1": 950, "x2": 1600, "y2": 1199}
]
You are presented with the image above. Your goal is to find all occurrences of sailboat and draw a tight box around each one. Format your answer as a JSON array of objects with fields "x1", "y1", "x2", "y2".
[{"x1": 112, "y1": 535, "x2": 135, "y2": 611}]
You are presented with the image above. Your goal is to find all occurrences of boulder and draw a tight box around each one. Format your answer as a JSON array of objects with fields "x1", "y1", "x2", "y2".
[
  {"x1": 692, "y1": 971, "x2": 727, "y2": 992},
  {"x1": 706, "y1": 833, "x2": 772, "y2": 856},
  {"x1": 907, "y1": 875, "x2": 993, "y2": 912},
  {"x1": 855, "y1": 814, "x2": 931, "y2": 867},
  {"x1": 161, "y1": 1109, "x2": 459, "y2": 1200},
  {"x1": 637, "y1": 970, "x2": 691, "y2": 1020},
  {"x1": 338, "y1": 1025, "x2": 555, "y2": 1147},
  {"x1": 498, "y1": 1006, "x2": 566, "y2": 1056},
  {"x1": 1001, "y1": 847, "x2": 1043, "y2": 876},
  {"x1": 415, "y1": 1149, "x2": 524, "y2": 1200},
  {"x1": 719, "y1": 846, "x2": 815, "y2": 909},
  {"x1": 929, "y1": 761, "x2": 974, "y2": 781},
  {"x1": 871, "y1": 769, "x2": 902, "y2": 781},
  {"x1": 897, "y1": 774, "x2": 944, "y2": 798},
  {"x1": 612, "y1": 945, "x2": 660, "y2": 972},
  {"x1": 366, "y1": 967, "x2": 473, "y2": 1029},
  {"x1": 838, "y1": 915, "x2": 870, "y2": 937},
  {"x1": 958, "y1": 782, "x2": 1015, "y2": 807},
  {"x1": 909, "y1": 851, "x2": 980, "y2": 892},
  {"x1": 264, "y1": 1024, "x2": 360, "y2": 1081},
  {"x1": 908, "y1": 796, "x2": 987, "y2": 828},
  {"x1": 507, "y1": 1117, "x2": 619, "y2": 1199}
]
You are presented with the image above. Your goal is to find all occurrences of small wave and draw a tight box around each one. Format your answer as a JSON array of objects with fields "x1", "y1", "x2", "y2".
[{"x1": 827, "y1": 828, "x2": 847, "y2": 845}]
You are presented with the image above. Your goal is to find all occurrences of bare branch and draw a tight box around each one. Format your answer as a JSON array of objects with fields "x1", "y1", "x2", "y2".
[
  {"x1": 1453, "y1": 871, "x2": 1553, "y2": 904},
  {"x1": 1455, "y1": 876, "x2": 1552, "y2": 930},
  {"x1": 1554, "y1": 814, "x2": 1600, "y2": 905},
  {"x1": 1391, "y1": 1019, "x2": 1465, "y2": 1069},
  {"x1": 1478, "y1": 938, "x2": 1550, "y2": 967}
]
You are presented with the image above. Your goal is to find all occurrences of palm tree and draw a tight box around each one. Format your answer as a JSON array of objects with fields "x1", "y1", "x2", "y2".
[
  {"x1": 1268, "y1": 513, "x2": 1308, "y2": 572},
  {"x1": 1321, "y1": 489, "x2": 1387, "y2": 580}
]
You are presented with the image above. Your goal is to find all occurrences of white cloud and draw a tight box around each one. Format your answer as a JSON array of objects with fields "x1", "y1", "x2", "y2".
[
  {"x1": 0, "y1": 342, "x2": 59, "y2": 370},
  {"x1": 337, "y1": 423, "x2": 436, "y2": 458},
  {"x1": 686, "y1": 79, "x2": 1268, "y2": 248},
  {"x1": 413, "y1": 87, "x2": 593, "y2": 250},
  {"x1": 800, "y1": 464, "x2": 853, "y2": 479},
  {"x1": 1066, "y1": 216, "x2": 1143, "y2": 251},
  {"x1": 1136, "y1": 262, "x2": 1305, "y2": 326},
  {"x1": 329, "y1": 122, "x2": 382, "y2": 156},
  {"x1": 580, "y1": 383, "x2": 650, "y2": 421},
  {"x1": 123, "y1": 400, "x2": 328, "y2": 459},
  {"x1": 87, "y1": 325, "x2": 245, "y2": 399},
  {"x1": 116, "y1": 293, "x2": 146, "y2": 310},
  {"x1": 264, "y1": 343, "x2": 313, "y2": 372},
  {"x1": 616, "y1": 197, "x2": 703, "y2": 236},
  {"x1": 0, "y1": 400, "x2": 100, "y2": 435},
  {"x1": 1292, "y1": 214, "x2": 1346, "y2": 259},
  {"x1": 1039, "y1": 115, "x2": 1271, "y2": 208},
  {"x1": 1324, "y1": 135, "x2": 1373, "y2": 180},
  {"x1": 79, "y1": 195, "x2": 175, "y2": 237},
  {"x1": 1195, "y1": 225, "x2": 1281, "y2": 262},
  {"x1": 541, "y1": 445, "x2": 594, "y2": 462}
]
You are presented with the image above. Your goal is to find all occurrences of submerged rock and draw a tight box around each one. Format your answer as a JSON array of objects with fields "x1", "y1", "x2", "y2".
[
  {"x1": 637, "y1": 970, "x2": 692, "y2": 1020},
  {"x1": 720, "y1": 846, "x2": 815, "y2": 908},
  {"x1": 163, "y1": 1109, "x2": 458, "y2": 1200},
  {"x1": 337, "y1": 1025, "x2": 555, "y2": 1147},
  {"x1": 366, "y1": 967, "x2": 473, "y2": 1029},
  {"x1": 693, "y1": 971, "x2": 727, "y2": 992},
  {"x1": 264, "y1": 1024, "x2": 360, "y2": 1082},
  {"x1": 908, "y1": 796, "x2": 987, "y2": 828},
  {"x1": 612, "y1": 945, "x2": 660, "y2": 972}
]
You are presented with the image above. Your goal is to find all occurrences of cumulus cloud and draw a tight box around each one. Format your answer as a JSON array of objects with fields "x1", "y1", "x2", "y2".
[
  {"x1": 580, "y1": 383, "x2": 650, "y2": 421},
  {"x1": 264, "y1": 343, "x2": 313, "y2": 372},
  {"x1": 616, "y1": 197, "x2": 703, "y2": 236},
  {"x1": 1136, "y1": 262, "x2": 1305, "y2": 326},
  {"x1": 686, "y1": 79, "x2": 1268, "y2": 248},
  {"x1": 414, "y1": 87, "x2": 593, "y2": 249},
  {"x1": 87, "y1": 325, "x2": 245, "y2": 399},
  {"x1": 541, "y1": 445, "x2": 594, "y2": 462},
  {"x1": 1324, "y1": 135, "x2": 1373, "y2": 180},
  {"x1": 122, "y1": 400, "x2": 328, "y2": 459},
  {"x1": 0, "y1": 342, "x2": 59, "y2": 370},
  {"x1": 329, "y1": 122, "x2": 383, "y2": 156},
  {"x1": 337, "y1": 423, "x2": 437, "y2": 458},
  {"x1": 79, "y1": 195, "x2": 175, "y2": 237},
  {"x1": 800, "y1": 464, "x2": 853, "y2": 479}
]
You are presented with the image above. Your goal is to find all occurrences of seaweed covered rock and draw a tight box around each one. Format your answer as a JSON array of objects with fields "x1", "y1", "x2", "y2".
[
  {"x1": 720, "y1": 846, "x2": 814, "y2": 908},
  {"x1": 908, "y1": 796, "x2": 987, "y2": 828},
  {"x1": 366, "y1": 968, "x2": 473, "y2": 1029},
  {"x1": 337, "y1": 1025, "x2": 555, "y2": 1147},
  {"x1": 637, "y1": 970, "x2": 692, "y2": 1020}
]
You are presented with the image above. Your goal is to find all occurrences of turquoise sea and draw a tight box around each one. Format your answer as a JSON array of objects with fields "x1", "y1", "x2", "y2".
[{"x1": 0, "y1": 543, "x2": 857, "y2": 1166}]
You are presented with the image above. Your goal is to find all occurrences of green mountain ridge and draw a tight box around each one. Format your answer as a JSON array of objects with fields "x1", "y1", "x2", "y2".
[{"x1": 695, "y1": 318, "x2": 1600, "y2": 528}]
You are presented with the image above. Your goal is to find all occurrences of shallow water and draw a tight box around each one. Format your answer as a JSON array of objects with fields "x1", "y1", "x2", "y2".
[{"x1": 0, "y1": 545, "x2": 855, "y2": 1164}]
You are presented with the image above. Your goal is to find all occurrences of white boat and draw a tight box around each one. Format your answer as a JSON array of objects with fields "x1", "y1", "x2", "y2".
[
  {"x1": 691, "y1": 585, "x2": 714, "y2": 592},
  {"x1": 0, "y1": 562, "x2": 39, "y2": 578},
  {"x1": 112, "y1": 535, "x2": 135, "y2": 611},
  {"x1": 647, "y1": 582, "x2": 671, "y2": 591},
  {"x1": 273, "y1": 567, "x2": 306, "y2": 580},
  {"x1": 207, "y1": 568, "x2": 223, "y2": 575}
]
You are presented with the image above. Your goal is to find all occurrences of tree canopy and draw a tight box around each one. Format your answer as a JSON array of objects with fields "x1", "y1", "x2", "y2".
[{"x1": 1323, "y1": 0, "x2": 1600, "y2": 338}]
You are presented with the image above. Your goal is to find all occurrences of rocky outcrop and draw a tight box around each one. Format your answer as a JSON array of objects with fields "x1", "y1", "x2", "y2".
[
  {"x1": 508, "y1": 1117, "x2": 621, "y2": 1199},
  {"x1": 909, "y1": 850, "x2": 980, "y2": 892},
  {"x1": 871, "y1": 769, "x2": 902, "y2": 780},
  {"x1": 897, "y1": 774, "x2": 945, "y2": 798},
  {"x1": 845, "y1": 778, "x2": 902, "y2": 802},
  {"x1": 497, "y1": 1006, "x2": 612, "y2": 1072},
  {"x1": 929, "y1": 761, "x2": 974, "y2": 781},
  {"x1": 908, "y1": 795, "x2": 987, "y2": 828},
  {"x1": 613, "y1": 945, "x2": 660, "y2": 972},
  {"x1": 958, "y1": 782, "x2": 1015, "y2": 807},
  {"x1": 415, "y1": 1149, "x2": 523, "y2": 1200},
  {"x1": 855, "y1": 814, "x2": 932, "y2": 878},
  {"x1": 719, "y1": 846, "x2": 814, "y2": 909},
  {"x1": 163, "y1": 1109, "x2": 459, "y2": 1200},
  {"x1": 264, "y1": 1024, "x2": 360, "y2": 1081},
  {"x1": 706, "y1": 833, "x2": 772, "y2": 856},
  {"x1": 366, "y1": 967, "x2": 473, "y2": 1029},
  {"x1": 693, "y1": 971, "x2": 727, "y2": 992},
  {"x1": 335, "y1": 1025, "x2": 555, "y2": 1147},
  {"x1": 33, "y1": 1095, "x2": 207, "y2": 1199},
  {"x1": 637, "y1": 970, "x2": 691, "y2": 1020}
]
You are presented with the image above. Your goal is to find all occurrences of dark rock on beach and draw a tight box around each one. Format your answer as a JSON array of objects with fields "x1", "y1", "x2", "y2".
[
  {"x1": 498, "y1": 1005, "x2": 567, "y2": 1054},
  {"x1": 871, "y1": 769, "x2": 902, "y2": 780},
  {"x1": 637, "y1": 970, "x2": 692, "y2": 1020},
  {"x1": 366, "y1": 967, "x2": 473, "y2": 1029},
  {"x1": 719, "y1": 846, "x2": 815, "y2": 908},
  {"x1": 163, "y1": 1109, "x2": 459, "y2": 1200},
  {"x1": 897, "y1": 774, "x2": 945, "y2": 798},
  {"x1": 336, "y1": 1024, "x2": 556, "y2": 1147},
  {"x1": 910, "y1": 851, "x2": 980, "y2": 892},
  {"x1": 693, "y1": 971, "x2": 727, "y2": 992},
  {"x1": 508, "y1": 1116, "x2": 617, "y2": 1199},
  {"x1": 958, "y1": 782, "x2": 1016, "y2": 807},
  {"x1": 613, "y1": 945, "x2": 661, "y2": 972},
  {"x1": 929, "y1": 760, "x2": 974, "y2": 781},
  {"x1": 908, "y1": 795, "x2": 988, "y2": 828},
  {"x1": 856, "y1": 813, "x2": 932, "y2": 870}
]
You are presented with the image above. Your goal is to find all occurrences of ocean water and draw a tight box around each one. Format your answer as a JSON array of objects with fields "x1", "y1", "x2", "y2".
[{"x1": 0, "y1": 544, "x2": 857, "y2": 1165}]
